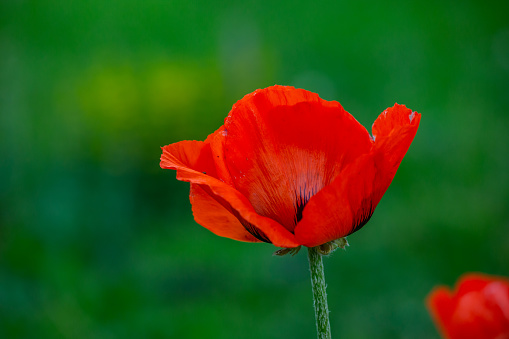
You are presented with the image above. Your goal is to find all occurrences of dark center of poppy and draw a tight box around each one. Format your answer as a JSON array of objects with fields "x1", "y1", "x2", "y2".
[{"x1": 293, "y1": 184, "x2": 317, "y2": 225}]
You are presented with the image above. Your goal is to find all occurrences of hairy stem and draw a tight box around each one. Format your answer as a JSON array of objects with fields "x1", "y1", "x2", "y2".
[{"x1": 307, "y1": 246, "x2": 331, "y2": 339}]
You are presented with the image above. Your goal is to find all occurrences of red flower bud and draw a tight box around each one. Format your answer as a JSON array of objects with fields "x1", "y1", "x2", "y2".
[{"x1": 427, "y1": 273, "x2": 509, "y2": 339}]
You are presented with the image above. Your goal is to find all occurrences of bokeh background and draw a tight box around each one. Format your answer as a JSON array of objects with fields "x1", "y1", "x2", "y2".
[{"x1": 1, "y1": 1, "x2": 509, "y2": 338}]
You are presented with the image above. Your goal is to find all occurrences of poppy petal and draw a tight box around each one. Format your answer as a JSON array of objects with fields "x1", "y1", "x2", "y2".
[
  {"x1": 189, "y1": 183, "x2": 260, "y2": 242},
  {"x1": 372, "y1": 103, "x2": 419, "y2": 141},
  {"x1": 222, "y1": 85, "x2": 373, "y2": 233},
  {"x1": 160, "y1": 139, "x2": 299, "y2": 248},
  {"x1": 369, "y1": 104, "x2": 421, "y2": 206},
  {"x1": 208, "y1": 126, "x2": 235, "y2": 186},
  {"x1": 160, "y1": 140, "x2": 217, "y2": 178},
  {"x1": 294, "y1": 154, "x2": 376, "y2": 247},
  {"x1": 294, "y1": 104, "x2": 420, "y2": 247},
  {"x1": 427, "y1": 287, "x2": 455, "y2": 339},
  {"x1": 456, "y1": 275, "x2": 493, "y2": 295}
]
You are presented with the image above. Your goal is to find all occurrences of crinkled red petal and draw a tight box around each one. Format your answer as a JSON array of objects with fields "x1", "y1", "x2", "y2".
[
  {"x1": 208, "y1": 126, "x2": 235, "y2": 186},
  {"x1": 189, "y1": 183, "x2": 260, "y2": 242},
  {"x1": 294, "y1": 103, "x2": 420, "y2": 247},
  {"x1": 160, "y1": 135, "x2": 298, "y2": 248},
  {"x1": 294, "y1": 154, "x2": 376, "y2": 247},
  {"x1": 221, "y1": 85, "x2": 372, "y2": 234},
  {"x1": 369, "y1": 104, "x2": 421, "y2": 203}
]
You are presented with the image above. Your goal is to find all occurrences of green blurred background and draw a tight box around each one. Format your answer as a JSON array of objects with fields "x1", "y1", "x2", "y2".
[{"x1": 1, "y1": 0, "x2": 508, "y2": 338}]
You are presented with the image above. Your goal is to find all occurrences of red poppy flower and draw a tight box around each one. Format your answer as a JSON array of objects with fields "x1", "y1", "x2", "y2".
[
  {"x1": 427, "y1": 273, "x2": 509, "y2": 339},
  {"x1": 160, "y1": 85, "x2": 420, "y2": 248}
]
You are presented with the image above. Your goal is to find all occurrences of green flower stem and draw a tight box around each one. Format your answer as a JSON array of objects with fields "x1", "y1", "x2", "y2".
[{"x1": 307, "y1": 246, "x2": 331, "y2": 339}]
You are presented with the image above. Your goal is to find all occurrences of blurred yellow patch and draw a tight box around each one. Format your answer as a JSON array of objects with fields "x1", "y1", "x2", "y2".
[
  {"x1": 76, "y1": 58, "x2": 221, "y2": 137},
  {"x1": 78, "y1": 62, "x2": 140, "y2": 132},
  {"x1": 145, "y1": 60, "x2": 200, "y2": 115}
]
